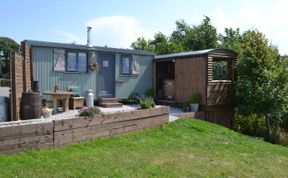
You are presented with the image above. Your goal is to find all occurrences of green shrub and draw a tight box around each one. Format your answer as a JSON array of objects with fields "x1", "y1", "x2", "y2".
[
  {"x1": 190, "y1": 92, "x2": 200, "y2": 103},
  {"x1": 146, "y1": 88, "x2": 154, "y2": 97},
  {"x1": 280, "y1": 115, "x2": 288, "y2": 133},
  {"x1": 139, "y1": 97, "x2": 155, "y2": 109},
  {"x1": 79, "y1": 107, "x2": 101, "y2": 117},
  {"x1": 235, "y1": 113, "x2": 288, "y2": 146},
  {"x1": 119, "y1": 99, "x2": 138, "y2": 104},
  {"x1": 277, "y1": 128, "x2": 288, "y2": 146},
  {"x1": 234, "y1": 113, "x2": 266, "y2": 138}
]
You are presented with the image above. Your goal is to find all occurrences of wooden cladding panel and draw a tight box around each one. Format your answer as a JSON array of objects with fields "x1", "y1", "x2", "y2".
[
  {"x1": 174, "y1": 57, "x2": 207, "y2": 104},
  {"x1": 207, "y1": 82, "x2": 234, "y2": 105},
  {"x1": 207, "y1": 57, "x2": 213, "y2": 81},
  {"x1": 10, "y1": 53, "x2": 24, "y2": 121},
  {"x1": 23, "y1": 44, "x2": 32, "y2": 91},
  {"x1": 208, "y1": 49, "x2": 236, "y2": 58},
  {"x1": 205, "y1": 109, "x2": 234, "y2": 128}
]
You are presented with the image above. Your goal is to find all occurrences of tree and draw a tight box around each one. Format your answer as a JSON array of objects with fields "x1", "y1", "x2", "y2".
[
  {"x1": 0, "y1": 37, "x2": 20, "y2": 73},
  {"x1": 130, "y1": 37, "x2": 153, "y2": 52},
  {"x1": 188, "y1": 16, "x2": 218, "y2": 50},
  {"x1": 170, "y1": 19, "x2": 189, "y2": 52},
  {"x1": 218, "y1": 28, "x2": 242, "y2": 55},
  {"x1": 170, "y1": 16, "x2": 218, "y2": 51},
  {"x1": 150, "y1": 32, "x2": 183, "y2": 55},
  {"x1": 149, "y1": 32, "x2": 170, "y2": 55},
  {"x1": 236, "y1": 29, "x2": 288, "y2": 141},
  {"x1": 131, "y1": 16, "x2": 218, "y2": 54}
]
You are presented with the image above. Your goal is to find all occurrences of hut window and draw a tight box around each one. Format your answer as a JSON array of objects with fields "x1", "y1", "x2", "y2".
[
  {"x1": 212, "y1": 59, "x2": 231, "y2": 80},
  {"x1": 131, "y1": 55, "x2": 140, "y2": 75},
  {"x1": 121, "y1": 55, "x2": 132, "y2": 75},
  {"x1": 78, "y1": 52, "x2": 87, "y2": 72},
  {"x1": 121, "y1": 55, "x2": 140, "y2": 75},
  {"x1": 67, "y1": 52, "x2": 77, "y2": 71},
  {"x1": 53, "y1": 49, "x2": 66, "y2": 72},
  {"x1": 66, "y1": 51, "x2": 88, "y2": 72}
]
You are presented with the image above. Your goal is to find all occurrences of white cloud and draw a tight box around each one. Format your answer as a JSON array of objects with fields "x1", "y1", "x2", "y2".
[
  {"x1": 207, "y1": 2, "x2": 288, "y2": 54},
  {"x1": 238, "y1": 6, "x2": 271, "y2": 36},
  {"x1": 209, "y1": 7, "x2": 237, "y2": 34},
  {"x1": 52, "y1": 3, "x2": 288, "y2": 54},
  {"x1": 53, "y1": 30, "x2": 85, "y2": 44},
  {"x1": 86, "y1": 16, "x2": 155, "y2": 48}
]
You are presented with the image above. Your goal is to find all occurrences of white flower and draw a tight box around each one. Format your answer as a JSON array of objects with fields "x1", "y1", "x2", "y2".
[{"x1": 42, "y1": 107, "x2": 53, "y2": 113}]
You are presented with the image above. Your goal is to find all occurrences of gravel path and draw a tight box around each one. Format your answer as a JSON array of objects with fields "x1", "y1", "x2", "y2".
[{"x1": 49, "y1": 105, "x2": 182, "y2": 122}]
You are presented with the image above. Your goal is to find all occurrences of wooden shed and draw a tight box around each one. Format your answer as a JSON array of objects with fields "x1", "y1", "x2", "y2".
[{"x1": 153, "y1": 49, "x2": 237, "y2": 127}]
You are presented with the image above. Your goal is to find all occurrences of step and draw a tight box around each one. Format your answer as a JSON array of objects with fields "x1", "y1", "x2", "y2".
[
  {"x1": 99, "y1": 98, "x2": 119, "y2": 104},
  {"x1": 100, "y1": 102, "x2": 123, "y2": 108}
]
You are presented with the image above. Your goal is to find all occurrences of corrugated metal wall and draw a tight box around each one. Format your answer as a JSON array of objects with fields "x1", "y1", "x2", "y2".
[
  {"x1": 115, "y1": 54, "x2": 152, "y2": 99},
  {"x1": 32, "y1": 47, "x2": 152, "y2": 100},
  {"x1": 32, "y1": 47, "x2": 97, "y2": 98}
]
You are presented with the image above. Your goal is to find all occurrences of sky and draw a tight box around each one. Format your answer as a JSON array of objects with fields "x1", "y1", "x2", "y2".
[{"x1": 1, "y1": 0, "x2": 288, "y2": 55}]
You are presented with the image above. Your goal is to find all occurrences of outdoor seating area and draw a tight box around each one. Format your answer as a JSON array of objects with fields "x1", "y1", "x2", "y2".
[
  {"x1": 43, "y1": 90, "x2": 74, "y2": 114},
  {"x1": 41, "y1": 94, "x2": 125, "y2": 119}
]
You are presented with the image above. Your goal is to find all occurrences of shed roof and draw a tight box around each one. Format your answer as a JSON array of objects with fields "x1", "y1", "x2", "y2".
[
  {"x1": 154, "y1": 48, "x2": 236, "y2": 60},
  {"x1": 23, "y1": 40, "x2": 154, "y2": 56}
]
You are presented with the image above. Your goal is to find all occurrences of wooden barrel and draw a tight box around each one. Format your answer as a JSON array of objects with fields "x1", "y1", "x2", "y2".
[{"x1": 20, "y1": 92, "x2": 42, "y2": 120}]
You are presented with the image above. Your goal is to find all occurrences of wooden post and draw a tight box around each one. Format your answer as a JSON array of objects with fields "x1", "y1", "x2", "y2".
[
  {"x1": 10, "y1": 52, "x2": 25, "y2": 121},
  {"x1": 152, "y1": 61, "x2": 156, "y2": 98}
]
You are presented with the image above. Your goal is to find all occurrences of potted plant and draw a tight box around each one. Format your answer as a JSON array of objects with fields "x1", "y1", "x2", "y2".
[
  {"x1": 189, "y1": 92, "x2": 200, "y2": 112},
  {"x1": 79, "y1": 106, "x2": 101, "y2": 117},
  {"x1": 42, "y1": 107, "x2": 53, "y2": 118},
  {"x1": 139, "y1": 97, "x2": 155, "y2": 109}
]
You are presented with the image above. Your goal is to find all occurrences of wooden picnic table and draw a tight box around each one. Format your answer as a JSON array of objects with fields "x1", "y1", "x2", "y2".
[{"x1": 42, "y1": 91, "x2": 74, "y2": 114}]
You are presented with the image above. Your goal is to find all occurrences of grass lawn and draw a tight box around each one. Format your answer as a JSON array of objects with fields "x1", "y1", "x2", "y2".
[{"x1": 0, "y1": 118, "x2": 288, "y2": 177}]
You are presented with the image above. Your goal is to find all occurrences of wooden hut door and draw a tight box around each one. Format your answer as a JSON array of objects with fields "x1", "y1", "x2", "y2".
[{"x1": 97, "y1": 54, "x2": 115, "y2": 98}]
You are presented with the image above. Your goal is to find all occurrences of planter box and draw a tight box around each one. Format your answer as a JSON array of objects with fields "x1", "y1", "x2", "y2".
[
  {"x1": 0, "y1": 106, "x2": 170, "y2": 154},
  {"x1": 0, "y1": 119, "x2": 54, "y2": 154},
  {"x1": 53, "y1": 106, "x2": 170, "y2": 147}
]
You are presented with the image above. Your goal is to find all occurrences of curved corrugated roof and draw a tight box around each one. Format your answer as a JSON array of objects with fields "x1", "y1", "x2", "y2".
[
  {"x1": 23, "y1": 40, "x2": 154, "y2": 56},
  {"x1": 154, "y1": 48, "x2": 236, "y2": 60}
]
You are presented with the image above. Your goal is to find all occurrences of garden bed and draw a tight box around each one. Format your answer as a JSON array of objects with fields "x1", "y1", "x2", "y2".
[{"x1": 0, "y1": 106, "x2": 169, "y2": 154}]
